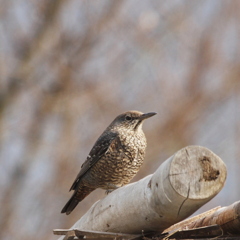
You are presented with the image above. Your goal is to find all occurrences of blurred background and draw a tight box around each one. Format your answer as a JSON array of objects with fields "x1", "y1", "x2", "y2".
[{"x1": 0, "y1": 0, "x2": 240, "y2": 239}]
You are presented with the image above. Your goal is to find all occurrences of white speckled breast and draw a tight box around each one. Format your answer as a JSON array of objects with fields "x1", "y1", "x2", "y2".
[{"x1": 84, "y1": 128, "x2": 147, "y2": 189}]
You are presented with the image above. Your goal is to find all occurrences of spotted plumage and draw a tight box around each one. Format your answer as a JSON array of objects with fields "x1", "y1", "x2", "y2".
[{"x1": 61, "y1": 110, "x2": 156, "y2": 215}]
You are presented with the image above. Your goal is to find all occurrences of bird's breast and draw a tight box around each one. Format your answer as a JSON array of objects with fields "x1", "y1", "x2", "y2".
[{"x1": 84, "y1": 130, "x2": 147, "y2": 189}]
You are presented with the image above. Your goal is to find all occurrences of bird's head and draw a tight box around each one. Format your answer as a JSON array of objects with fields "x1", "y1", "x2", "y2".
[{"x1": 109, "y1": 110, "x2": 157, "y2": 132}]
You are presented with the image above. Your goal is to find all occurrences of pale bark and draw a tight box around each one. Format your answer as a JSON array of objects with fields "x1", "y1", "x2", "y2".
[{"x1": 58, "y1": 145, "x2": 227, "y2": 238}]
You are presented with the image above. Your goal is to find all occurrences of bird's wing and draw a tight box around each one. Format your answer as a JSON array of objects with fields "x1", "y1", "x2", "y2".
[{"x1": 69, "y1": 132, "x2": 119, "y2": 191}]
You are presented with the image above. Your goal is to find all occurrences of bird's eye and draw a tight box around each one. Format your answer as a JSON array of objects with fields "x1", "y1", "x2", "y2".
[{"x1": 125, "y1": 115, "x2": 132, "y2": 121}]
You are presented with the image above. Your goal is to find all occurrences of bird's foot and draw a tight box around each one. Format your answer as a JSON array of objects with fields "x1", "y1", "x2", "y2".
[
  {"x1": 105, "y1": 189, "x2": 114, "y2": 195},
  {"x1": 105, "y1": 183, "x2": 120, "y2": 195}
]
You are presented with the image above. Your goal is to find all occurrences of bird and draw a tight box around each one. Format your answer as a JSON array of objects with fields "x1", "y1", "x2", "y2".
[{"x1": 61, "y1": 110, "x2": 156, "y2": 215}]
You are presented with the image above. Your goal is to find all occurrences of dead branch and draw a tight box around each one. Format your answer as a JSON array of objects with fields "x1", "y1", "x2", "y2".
[{"x1": 162, "y1": 201, "x2": 240, "y2": 239}]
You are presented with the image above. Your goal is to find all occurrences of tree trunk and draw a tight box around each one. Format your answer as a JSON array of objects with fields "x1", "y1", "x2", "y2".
[{"x1": 59, "y1": 145, "x2": 227, "y2": 238}]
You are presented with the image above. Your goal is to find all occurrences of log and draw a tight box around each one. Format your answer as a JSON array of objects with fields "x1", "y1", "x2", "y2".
[
  {"x1": 152, "y1": 201, "x2": 240, "y2": 239},
  {"x1": 58, "y1": 146, "x2": 227, "y2": 238},
  {"x1": 163, "y1": 200, "x2": 240, "y2": 236},
  {"x1": 54, "y1": 201, "x2": 240, "y2": 240}
]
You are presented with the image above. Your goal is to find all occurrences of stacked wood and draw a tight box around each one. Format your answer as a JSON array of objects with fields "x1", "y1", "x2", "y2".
[
  {"x1": 55, "y1": 201, "x2": 240, "y2": 239},
  {"x1": 57, "y1": 145, "x2": 227, "y2": 239}
]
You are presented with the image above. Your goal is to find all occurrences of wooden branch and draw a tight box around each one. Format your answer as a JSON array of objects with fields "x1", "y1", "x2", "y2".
[
  {"x1": 58, "y1": 146, "x2": 227, "y2": 239},
  {"x1": 163, "y1": 200, "x2": 240, "y2": 237},
  {"x1": 162, "y1": 225, "x2": 223, "y2": 239},
  {"x1": 53, "y1": 229, "x2": 140, "y2": 240},
  {"x1": 54, "y1": 201, "x2": 240, "y2": 240}
]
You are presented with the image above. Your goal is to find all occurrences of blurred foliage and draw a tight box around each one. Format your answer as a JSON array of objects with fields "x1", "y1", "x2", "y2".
[{"x1": 0, "y1": 1, "x2": 240, "y2": 240}]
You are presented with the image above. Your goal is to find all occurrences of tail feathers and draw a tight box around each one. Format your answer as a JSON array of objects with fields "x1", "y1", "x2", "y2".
[
  {"x1": 61, "y1": 186, "x2": 95, "y2": 215},
  {"x1": 61, "y1": 192, "x2": 79, "y2": 215}
]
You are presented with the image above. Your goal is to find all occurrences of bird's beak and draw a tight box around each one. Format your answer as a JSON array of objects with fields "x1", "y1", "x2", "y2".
[{"x1": 139, "y1": 112, "x2": 157, "y2": 120}]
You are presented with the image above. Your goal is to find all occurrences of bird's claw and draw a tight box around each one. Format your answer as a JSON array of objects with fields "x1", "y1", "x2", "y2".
[{"x1": 105, "y1": 189, "x2": 114, "y2": 195}]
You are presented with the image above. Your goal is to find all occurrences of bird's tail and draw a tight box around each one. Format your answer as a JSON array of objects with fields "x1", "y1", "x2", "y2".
[{"x1": 61, "y1": 186, "x2": 95, "y2": 215}]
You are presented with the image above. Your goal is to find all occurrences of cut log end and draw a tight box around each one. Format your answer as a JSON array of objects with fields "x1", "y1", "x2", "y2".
[{"x1": 169, "y1": 146, "x2": 227, "y2": 199}]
